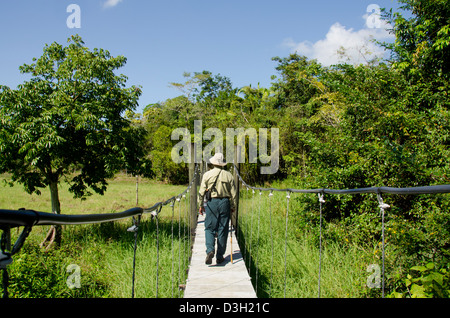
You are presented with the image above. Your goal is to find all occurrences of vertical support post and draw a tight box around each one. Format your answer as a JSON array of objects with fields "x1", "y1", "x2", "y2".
[
  {"x1": 199, "y1": 156, "x2": 206, "y2": 181},
  {"x1": 1, "y1": 226, "x2": 11, "y2": 299},
  {"x1": 189, "y1": 142, "x2": 198, "y2": 236},
  {"x1": 232, "y1": 145, "x2": 241, "y2": 229},
  {"x1": 2, "y1": 226, "x2": 11, "y2": 253},
  {"x1": 135, "y1": 175, "x2": 139, "y2": 206},
  {"x1": 202, "y1": 157, "x2": 207, "y2": 177}
]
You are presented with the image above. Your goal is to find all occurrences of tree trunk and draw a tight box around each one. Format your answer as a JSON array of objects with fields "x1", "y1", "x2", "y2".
[
  {"x1": 41, "y1": 179, "x2": 62, "y2": 249},
  {"x1": 49, "y1": 180, "x2": 62, "y2": 245}
]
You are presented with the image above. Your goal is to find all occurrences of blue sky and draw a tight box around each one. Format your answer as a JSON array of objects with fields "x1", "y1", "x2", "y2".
[{"x1": 0, "y1": 0, "x2": 399, "y2": 114}]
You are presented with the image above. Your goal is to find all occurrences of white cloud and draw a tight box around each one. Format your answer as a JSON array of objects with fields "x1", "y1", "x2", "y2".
[
  {"x1": 103, "y1": 0, "x2": 123, "y2": 9},
  {"x1": 283, "y1": 18, "x2": 394, "y2": 66}
]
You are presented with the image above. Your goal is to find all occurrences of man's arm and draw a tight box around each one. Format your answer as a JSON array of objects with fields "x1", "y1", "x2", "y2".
[{"x1": 198, "y1": 174, "x2": 207, "y2": 214}]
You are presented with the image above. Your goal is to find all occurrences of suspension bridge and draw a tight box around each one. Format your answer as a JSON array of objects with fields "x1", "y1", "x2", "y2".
[{"x1": 1, "y1": 161, "x2": 450, "y2": 299}]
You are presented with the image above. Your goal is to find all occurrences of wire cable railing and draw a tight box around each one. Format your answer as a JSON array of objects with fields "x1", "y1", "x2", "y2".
[
  {"x1": 0, "y1": 165, "x2": 200, "y2": 299},
  {"x1": 2, "y1": 161, "x2": 449, "y2": 299},
  {"x1": 233, "y1": 164, "x2": 450, "y2": 298}
]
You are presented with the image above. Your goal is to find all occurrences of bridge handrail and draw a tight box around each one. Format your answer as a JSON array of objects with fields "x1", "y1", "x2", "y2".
[
  {"x1": 0, "y1": 166, "x2": 200, "y2": 298},
  {"x1": 0, "y1": 206, "x2": 145, "y2": 227},
  {"x1": 233, "y1": 164, "x2": 450, "y2": 298},
  {"x1": 234, "y1": 165, "x2": 450, "y2": 195}
]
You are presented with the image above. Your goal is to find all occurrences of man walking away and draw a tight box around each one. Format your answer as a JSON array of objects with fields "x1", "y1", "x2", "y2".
[{"x1": 198, "y1": 153, "x2": 237, "y2": 265}]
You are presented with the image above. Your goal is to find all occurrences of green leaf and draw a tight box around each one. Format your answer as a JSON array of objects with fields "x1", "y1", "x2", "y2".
[
  {"x1": 425, "y1": 262, "x2": 435, "y2": 270},
  {"x1": 411, "y1": 265, "x2": 428, "y2": 272},
  {"x1": 405, "y1": 278, "x2": 412, "y2": 287},
  {"x1": 410, "y1": 284, "x2": 427, "y2": 298}
]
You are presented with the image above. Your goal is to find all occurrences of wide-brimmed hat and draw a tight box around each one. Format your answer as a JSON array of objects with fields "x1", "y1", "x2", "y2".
[{"x1": 209, "y1": 153, "x2": 227, "y2": 166}]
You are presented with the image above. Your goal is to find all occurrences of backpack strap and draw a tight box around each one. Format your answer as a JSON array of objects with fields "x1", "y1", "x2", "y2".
[{"x1": 210, "y1": 170, "x2": 222, "y2": 193}]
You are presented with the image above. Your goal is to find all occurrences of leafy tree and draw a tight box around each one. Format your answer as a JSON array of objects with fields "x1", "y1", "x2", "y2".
[
  {"x1": 0, "y1": 35, "x2": 150, "y2": 245},
  {"x1": 379, "y1": 0, "x2": 449, "y2": 187},
  {"x1": 269, "y1": 54, "x2": 328, "y2": 177},
  {"x1": 271, "y1": 54, "x2": 324, "y2": 108},
  {"x1": 169, "y1": 71, "x2": 209, "y2": 103},
  {"x1": 238, "y1": 83, "x2": 274, "y2": 114},
  {"x1": 168, "y1": 72, "x2": 208, "y2": 128},
  {"x1": 149, "y1": 125, "x2": 188, "y2": 184},
  {"x1": 193, "y1": 71, "x2": 240, "y2": 111},
  {"x1": 193, "y1": 71, "x2": 233, "y2": 102},
  {"x1": 383, "y1": 0, "x2": 450, "y2": 84}
]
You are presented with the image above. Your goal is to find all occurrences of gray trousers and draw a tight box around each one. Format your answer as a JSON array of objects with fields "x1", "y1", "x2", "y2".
[{"x1": 204, "y1": 197, "x2": 230, "y2": 259}]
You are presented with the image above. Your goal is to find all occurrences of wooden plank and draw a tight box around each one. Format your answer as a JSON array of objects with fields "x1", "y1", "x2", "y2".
[{"x1": 184, "y1": 213, "x2": 257, "y2": 298}]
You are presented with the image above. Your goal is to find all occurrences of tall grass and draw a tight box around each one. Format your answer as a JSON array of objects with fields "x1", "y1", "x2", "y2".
[
  {"x1": 237, "y1": 186, "x2": 378, "y2": 298},
  {"x1": 65, "y1": 214, "x2": 192, "y2": 298},
  {"x1": 2, "y1": 173, "x2": 382, "y2": 298}
]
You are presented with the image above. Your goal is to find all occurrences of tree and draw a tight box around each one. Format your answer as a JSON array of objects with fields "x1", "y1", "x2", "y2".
[
  {"x1": 168, "y1": 72, "x2": 208, "y2": 128},
  {"x1": 0, "y1": 35, "x2": 150, "y2": 246},
  {"x1": 383, "y1": 0, "x2": 450, "y2": 84},
  {"x1": 193, "y1": 71, "x2": 239, "y2": 109},
  {"x1": 169, "y1": 71, "x2": 210, "y2": 103},
  {"x1": 149, "y1": 125, "x2": 188, "y2": 184},
  {"x1": 271, "y1": 54, "x2": 324, "y2": 108},
  {"x1": 378, "y1": 0, "x2": 449, "y2": 187},
  {"x1": 238, "y1": 83, "x2": 273, "y2": 113}
]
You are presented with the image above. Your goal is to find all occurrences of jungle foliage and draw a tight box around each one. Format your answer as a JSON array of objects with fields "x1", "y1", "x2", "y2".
[{"x1": 133, "y1": 0, "x2": 449, "y2": 297}]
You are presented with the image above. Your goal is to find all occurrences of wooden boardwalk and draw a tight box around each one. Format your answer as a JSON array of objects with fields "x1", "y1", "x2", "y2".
[{"x1": 184, "y1": 213, "x2": 257, "y2": 298}]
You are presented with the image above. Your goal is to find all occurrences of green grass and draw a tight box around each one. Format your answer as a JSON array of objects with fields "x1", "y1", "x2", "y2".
[
  {"x1": 237, "y1": 186, "x2": 380, "y2": 298},
  {"x1": 2, "y1": 173, "x2": 382, "y2": 298},
  {"x1": 0, "y1": 173, "x2": 186, "y2": 214},
  {"x1": 1, "y1": 173, "x2": 192, "y2": 298}
]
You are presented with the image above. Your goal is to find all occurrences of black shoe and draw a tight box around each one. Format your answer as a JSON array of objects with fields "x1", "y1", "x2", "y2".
[
  {"x1": 205, "y1": 251, "x2": 214, "y2": 265},
  {"x1": 216, "y1": 257, "x2": 225, "y2": 264}
]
